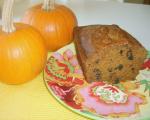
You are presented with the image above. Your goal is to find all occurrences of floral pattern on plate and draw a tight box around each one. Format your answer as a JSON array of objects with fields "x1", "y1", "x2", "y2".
[{"x1": 44, "y1": 43, "x2": 150, "y2": 120}]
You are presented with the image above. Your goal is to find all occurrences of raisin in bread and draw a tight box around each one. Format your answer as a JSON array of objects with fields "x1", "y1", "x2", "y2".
[{"x1": 74, "y1": 25, "x2": 147, "y2": 84}]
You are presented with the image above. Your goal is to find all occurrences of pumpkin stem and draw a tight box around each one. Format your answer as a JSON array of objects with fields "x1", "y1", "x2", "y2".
[
  {"x1": 2, "y1": 0, "x2": 16, "y2": 33},
  {"x1": 42, "y1": 0, "x2": 55, "y2": 11}
]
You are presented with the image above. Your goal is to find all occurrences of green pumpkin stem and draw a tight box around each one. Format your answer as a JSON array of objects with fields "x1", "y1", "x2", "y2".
[
  {"x1": 42, "y1": 0, "x2": 55, "y2": 11},
  {"x1": 2, "y1": 0, "x2": 16, "y2": 33}
]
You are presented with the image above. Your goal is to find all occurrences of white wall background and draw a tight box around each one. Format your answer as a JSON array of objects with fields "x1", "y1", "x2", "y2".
[{"x1": 0, "y1": 0, "x2": 145, "y2": 19}]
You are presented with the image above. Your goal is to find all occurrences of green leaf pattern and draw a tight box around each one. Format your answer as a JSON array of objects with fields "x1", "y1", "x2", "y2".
[{"x1": 136, "y1": 69, "x2": 150, "y2": 96}]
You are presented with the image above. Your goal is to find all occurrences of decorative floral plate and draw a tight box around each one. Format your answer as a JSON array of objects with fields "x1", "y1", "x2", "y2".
[{"x1": 44, "y1": 43, "x2": 150, "y2": 120}]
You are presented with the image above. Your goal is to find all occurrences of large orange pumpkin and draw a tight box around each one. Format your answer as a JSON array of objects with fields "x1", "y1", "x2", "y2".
[
  {"x1": 22, "y1": 0, "x2": 77, "y2": 51},
  {"x1": 0, "y1": 0, "x2": 47, "y2": 84}
]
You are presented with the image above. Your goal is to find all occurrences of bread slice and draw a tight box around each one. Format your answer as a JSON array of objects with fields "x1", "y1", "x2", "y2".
[{"x1": 74, "y1": 25, "x2": 147, "y2": 83}]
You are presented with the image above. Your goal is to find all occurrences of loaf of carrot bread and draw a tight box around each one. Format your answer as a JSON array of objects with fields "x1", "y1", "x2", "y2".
[{"x1": 74, "y1": 25, "x2": 147, "y2": 84}]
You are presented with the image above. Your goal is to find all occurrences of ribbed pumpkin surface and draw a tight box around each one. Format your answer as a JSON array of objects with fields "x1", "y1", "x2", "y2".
[
  {"x1": 0, "y1": 23, "x2": 47, "y2": 84},
  {"x1": 22, "y1": 4, "x2": 77, "y2": 51}
]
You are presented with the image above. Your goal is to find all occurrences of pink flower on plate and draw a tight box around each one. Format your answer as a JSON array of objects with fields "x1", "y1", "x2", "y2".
[
  {"x1": 53, "y1": 49, "x2": 83, "y2": 74},
  {"x1": 45, "y1": 49, "x2": 84, "y2": 87},
  {"x1": 79, "y1": 82, "x2": 147, "y2": 117}
]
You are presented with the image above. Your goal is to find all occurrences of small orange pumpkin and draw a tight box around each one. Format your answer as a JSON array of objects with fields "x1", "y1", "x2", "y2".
[
  {"x1": 22, "y1": 0, "x2": 77, "y2": 51},
  {"x1": 0, "y1": 0, "x2": 47, "y2": 84}
]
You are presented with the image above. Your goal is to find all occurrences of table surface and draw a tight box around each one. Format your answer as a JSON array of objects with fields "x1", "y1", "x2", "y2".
[{"x1": 0, "y1": 0, "x2": 150, "y2": 120}]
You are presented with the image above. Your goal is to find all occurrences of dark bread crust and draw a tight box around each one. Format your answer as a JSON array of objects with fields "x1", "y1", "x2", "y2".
[{"x1": 74, "y1": 25, "x2": 147, "y2": 83}]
